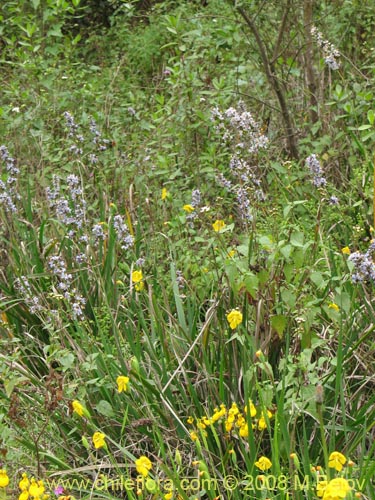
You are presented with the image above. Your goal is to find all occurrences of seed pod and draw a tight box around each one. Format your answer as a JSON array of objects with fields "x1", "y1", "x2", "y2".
[{"x1": 315, "y1": 384, "x2": 324, "y2": 405}]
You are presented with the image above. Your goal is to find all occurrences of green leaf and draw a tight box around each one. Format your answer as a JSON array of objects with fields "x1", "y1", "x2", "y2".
[
  {"x1": 243, "y1": 273, "x2": 259, "y2": 299},
  {"x1": 59, "y1": 352, "x2": 75, "y2": 370},
  {"x1": 96, "y1": 400, "x2": 115, "y2": 418},
  {"x1": 290, "y1": 231, "x2": 304, "y2": 247},
  {"x1": 47, "y1": 26, "x2": 63, "y2": 37},
  {"x1": 258, "y1": 235, "x2": 274, "y2": 250},
  {"x1": 281, "y1": 289, "x2": 296, "y2": 309},
  {"x1": 367, "y1": 110, "x2": 375, "y2": 125},
  {"x1": 280, "y1": 244, "x2": 293, "y2": 259},
  {"x1": 310, "y1": 272, "x2": 324, "y2": 288},
  {"x1": 4, "y1": 376, "x2": 29, "y2": 398},
  {"x1": 271, "y1": 315, "x2": 287, "y2": 338},
  {"x1": 357, "y1": 124, "x2": 372, "y2": 130}
]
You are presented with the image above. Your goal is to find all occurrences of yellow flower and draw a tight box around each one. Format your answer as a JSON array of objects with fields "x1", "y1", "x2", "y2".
[
  {"x1": 317, "y1": 481, "x2": 328, "y2": 497},
  {"x1": 0, "y1": 469, "x2": 9, "y2": 488},
  {"x1": 135, "y1": 456, "x2": 152, "y2": 477},
  {"x1": 29, "y1": 478, "x2": 44, "y2": 497},
  {"x1": 322, "y1": 478, "x2": 351, "y2": 500},
  {"x1": 92, "y1": 432, "x2": 106, "y2": 449},
  {"x1": 244, "y1": 400, "x2": 257, "y2": 417},
  {"x1": 187, "y1": 416, "x2": 194, "y2": 425},
  {"x1": 341, "y1": 247, "x2": 350, "y2": 255},
  {"x1": 161, "y1": 188, "x2": 169, "y2": 200},
  {"x1": 202, "y1": 416, "x2": 211, "y2": 426},
  {"x1": 258, "y1": 416, "x2": 267, "y2": 430},
  {"x1": 183, "y1": 204, "x2": 194, "y2": 213},
  {"x1": 132, "y1": 270, "x2": 144, "y2": 291},
  {"x1": 212, "y1": 219, "x2": 226, "y2": 232},
  {"x1": 254, "y1": 456, "x2": 272, "y2": 471},
  {"x1": 132, "y1": 270, "x2": 143, "y2": 283},
  {"x1": 225, "y1": 420, "x2": 233, "y2": 432},
  {"x1": 72, "y1": 400, "x2": 84, "y2": 417},
  {"x1": 19, "y1": 473, "x2": 30, "y2": 491},
  {"x1": 37, "y1": 480, "x2": 45, "y2": 496},
  {"x1": 164, "y1": 492, "x2": 173, "y2": 500},
  {"x1": 19, "y1": 492, "x2": 29, "y2": 500},
  {"x1": 117, "y1": 375, "x2": 129, "y2": 393},
  {"x1": 226, "y1": 309, "x2": 243, "y2": 329},
  {"x1": 239, "y1": 423, "x2": 249, "y2": 437},
  {"x1": 257, "y1": 409, "x2": 273, "y2": 430},
  {"x1": 328, "y1": 303, "x2": 339, "y2": 312},
  {"x1": 227, "y1": 249, "x2": 236, "y2": 258},
  {"x1": 190, "y1": 431, "x2": 198, "y2": 441},
  {"x1": 236, "y1": 414, "x2": 245, "y2": 427},
  {"x1": 328, "y1": 451, "x2": 347, "y2": 472},
  {"x1": 197, "y1": 420, "x2": 206, "y2": 430},
  {"x1": 211, "y1": 406, "x2": 226, "y2": 423}
]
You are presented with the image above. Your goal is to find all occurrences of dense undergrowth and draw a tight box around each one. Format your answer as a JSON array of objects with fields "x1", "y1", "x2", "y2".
[{"x1": 1, "y1": 0, "x2": 375, "y2": 499}]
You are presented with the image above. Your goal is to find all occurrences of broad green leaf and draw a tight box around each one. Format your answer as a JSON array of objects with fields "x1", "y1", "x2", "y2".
[
  {"x1": 59, "y1": 352, "x2": 75, "y2": 370},
  {"x1": 244, "y1": 273, "x2": 259, "y2": 299},
  {"x1": 271, "y1": 315, "x2": 287, "y2": 338},
  {"x1": 290, "y1": 231, "x2": 304, "y2": 247},
  {"x1": 310, "y1": 272, "x2": 324, "y2": 288},
  {"x1": 4, "y1": 376, "x2": 29, "y2": 397},
  {"x1": 96, "y1": 400, "x2": 115, "y2": 418},
  {"x1": 280, "y1": 244, "x2": 292, "y2": 259},
  {"x1": 281, "y1": 289, "x2": 296, "y2": 309}
]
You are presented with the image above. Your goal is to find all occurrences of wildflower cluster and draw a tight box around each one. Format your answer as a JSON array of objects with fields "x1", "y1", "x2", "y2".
[
  {"x1": 47, "y1": 175, "x2": 133, "y2": 258},
  {"x1": 183, "y1": 189, "x2": 202, "y2": 222},
  {"x1": 311, "y1": 26, "x2": 340, "y2": 71},
  {"x1": 188, "y1": 400, "x2": 274, "y2": 441},
  {"x1": 64, "y1": 112, "x2": 111, "y2": 163},
  {"x1": 305, "y1": 154, "x2": 339, "y2": 204},
  {"x1": 64, "y1": 111, "x2": 84, "y2": 155},
  {"x1": 313, "y1": 451, "x2": 354, "y2": 500},
  {"x1": 306, "y1": 154, "x2": 327, "y2": 188},
  {"x1": 89, "y1": 117, "x2": 111, "y2": 154},
  {"x1": 48, "y1": 255, "x2": 86, "y2": 320},
  {"x1": 92, "y1": 222, "x2": 106, "y2": 245},
  {"x1": 0, "y1": 145, "x2": 20, "y2": 213},
  {"x1": 113, "y1": 214, "x2": 134, "y2": 250},
  {"x1": 18, "y1": 473, "x2": 49, "y2": 500},
  {"x1": 14, "y1": 276, "x2": 44, "y2": 315},
  {"x1": 348, "y1": 240, "x2": 375, "y2": 283},
  {"x1": 212, "y1": 103, "x2": 268, "y2": 223},
  {"x1": 212, "y1": 105, "x2": 269, "y2": 153},
  {"x1": 47, "y1": 174, "x2": 87, "y2": 242}
]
